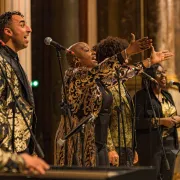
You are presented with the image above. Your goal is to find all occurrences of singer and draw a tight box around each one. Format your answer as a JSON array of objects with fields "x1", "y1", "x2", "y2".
[
  {"x1": 0, "y1": 11, "x2": 49, "y2": 174},
  {"x1": 55, "y1": 34, "x2": 153, "y2": 167},
  {"x1": 134, "y1": 63, "x2": 180, "y2": 180},
  {"x1": 93, "y1": 36, "x2": 173, "y2": 167}
]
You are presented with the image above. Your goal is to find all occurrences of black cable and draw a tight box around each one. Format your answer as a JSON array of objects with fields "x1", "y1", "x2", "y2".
[{"x1": 115, "y1": 68, "x2": 128, "y2": 166}]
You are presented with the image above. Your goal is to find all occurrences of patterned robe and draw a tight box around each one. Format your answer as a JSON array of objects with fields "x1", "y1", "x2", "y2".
[
  {"x1": 106, "y1": 81, "x2": 134, "y2": 151},
  {"x1": 101, "y1": 69, "x2": 135, "y2": 165},
  {"x1": 55, "y1": 54, "x2": 124, "y2": 167},
  {"x1": 0, "y1": 45, "x2": 36, "y2": 170}
]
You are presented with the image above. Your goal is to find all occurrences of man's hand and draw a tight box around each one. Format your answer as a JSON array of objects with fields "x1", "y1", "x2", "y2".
[
  {"x1": 20, "y1": 153, "x2": 50, "y2": 175},
  {"x1": 108, "y1": 150, "x2": 119, "y2": 166}
]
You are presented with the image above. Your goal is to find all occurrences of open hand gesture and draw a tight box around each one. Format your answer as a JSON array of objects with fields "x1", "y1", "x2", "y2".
[
  {"x1": 150, "y1": 46, "x2": 173, "y2": 64},
  {"x1": 126, "y1": 33, "x2": 152, "y2": 56}
]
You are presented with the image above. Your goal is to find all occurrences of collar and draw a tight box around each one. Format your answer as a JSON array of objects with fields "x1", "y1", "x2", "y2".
[{"x1": 4, "y1": 45, "x2": 19, "y2": 61}]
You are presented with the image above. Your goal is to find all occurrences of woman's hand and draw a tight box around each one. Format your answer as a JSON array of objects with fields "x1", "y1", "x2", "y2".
[
  {"x1": 108, "y1": 150, "x2": 119, "y2": 166},
  {"x1": 133, "y1": 151, "x2": 138, "y2": 164},
  {"x1": 126, "y1": 33, "x2": 152, "y2": 56},
  {"x1": 150, "y1": 46, "x2": 173, "y2": 65},
  {"x1": 171, "y1": 116, "x2": 180, "y2": 125},
  {"x1": 160, "y1": 117, "x2": 177, "y2": 128}
]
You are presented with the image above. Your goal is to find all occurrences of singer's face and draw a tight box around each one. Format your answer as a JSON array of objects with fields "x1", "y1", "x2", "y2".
[
  {"x1": 155, "y1": 66, "x2": 167, "y2": 88},
  {"x1": 73, "y1": 43, "x2": 97, "y2": 68},
  {"x1": 5, "y1": 15, "x2": 32, "y2": 52}
]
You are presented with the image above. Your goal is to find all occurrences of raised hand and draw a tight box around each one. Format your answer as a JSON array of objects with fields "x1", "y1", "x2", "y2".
[
  {"x1": 150, "y1": 46, "x2": 173, "y2": 64},
  {"x1": 126, "y1": 33, "x2": 152, "y2": 56}
]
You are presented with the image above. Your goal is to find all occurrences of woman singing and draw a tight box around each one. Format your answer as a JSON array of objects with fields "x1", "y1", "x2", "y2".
[
  {"x1": 134, "y1": 63, "x2": 180, "y2": 180},
  {"x1": 55, "y1": 35, "x2": 170, "y2": 167}
]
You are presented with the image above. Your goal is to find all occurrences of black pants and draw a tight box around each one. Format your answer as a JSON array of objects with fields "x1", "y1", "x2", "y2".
[
  {"x1": 138, "y1": 136, "x2": 177, "y2": 180},
  {"x1": 115, "y1": 147, "x2": 133, "y2": 166},
  {"x1": 96, "y1": 143, "x2": 109, "y2": 167},
  {"x1": 95, "y1": 112, "x2": 110, "y2": 167},
  {"x1": 157, "y1": 137, "x2": 177, "y2": 180}
]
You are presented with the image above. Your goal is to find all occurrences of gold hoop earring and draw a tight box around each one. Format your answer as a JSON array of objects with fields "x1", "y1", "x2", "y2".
[{"x1": 74, "y1": 58, "x2": 80, "y2": 68}]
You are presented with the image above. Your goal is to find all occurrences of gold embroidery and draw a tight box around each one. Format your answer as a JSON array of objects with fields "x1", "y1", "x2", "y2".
[
  {"x1": 103, "y1": 76, "x2": 133, "y2": 151},
  {"x1": 0, "y1": 56, "x2": 33, "y2": 153},
  {"x1": 55, "y1": 55, "x2": 122, "y2": 166}
]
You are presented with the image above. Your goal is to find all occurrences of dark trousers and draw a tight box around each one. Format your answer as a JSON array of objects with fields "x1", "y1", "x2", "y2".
[
  {"x1": 96, "y1": 143, "x2": 109, "y2": 167},
  {"x1": 115, "y1": 147, "x2": 133, "y2": 166},
  {"x1": 159, "y1": 136, "x2": 177, "y2": 180},
  {"x1": 138, "y1": 135, "x2": 177, "y2": 180}
]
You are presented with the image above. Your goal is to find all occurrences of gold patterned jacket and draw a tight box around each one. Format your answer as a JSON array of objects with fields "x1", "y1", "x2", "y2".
[
  {"x1": 106, "y1": 80, "x2": 134, "y2": 151},
  {"x1": 103, "y1": 65, "x2": 142, "y2": 152},
  {"x1": 0, "y1": 45, "x2": 36, "y2": 157},
  {"x1": 55, "y1": 54, "x2": 124, "y2": 167}
]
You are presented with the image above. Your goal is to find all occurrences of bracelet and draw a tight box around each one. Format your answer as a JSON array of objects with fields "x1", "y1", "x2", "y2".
[
  {"x1": 124, "y1": 49, "x2": 128, "y2": 59},
  {"x1": 147, "y1": 58, "x2": 151, "y2": 68},
  {"x1": 151, "y1": 118, "x2": 159, "y2": 127},
  {"x1": 135, "y1": 61, "x2": 146, "y2": 70},
  {"x1": 123, "y1": 49, "x2": 129, "y2": 63}
]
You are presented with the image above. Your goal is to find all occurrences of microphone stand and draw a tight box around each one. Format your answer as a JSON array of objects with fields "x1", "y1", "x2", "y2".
[
  {"x1": 115, "y1": 68, "x2": 129, "y2": 166},
  {"x1": 55, "y1": 49, "x2": 87, "y2": 166},
  {"x1": 57, "y1": 114, "x2": 95, "y2": 146},
  {"x1": 55, "y1": 49, "x2": 76, "y2": 165},
  {"x1": 0, "y1": 60, "x2": 44, "y2": 158},
  {"x1": 143, "y1": 79, "x2": 170, "y2": 172}
]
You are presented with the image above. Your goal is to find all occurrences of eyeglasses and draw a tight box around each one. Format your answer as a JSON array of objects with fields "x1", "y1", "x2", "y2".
[{"x1": 156, "y1": 70, "x2": 167, "y2": 77}]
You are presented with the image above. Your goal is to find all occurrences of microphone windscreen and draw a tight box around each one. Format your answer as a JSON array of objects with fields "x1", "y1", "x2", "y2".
[
  {"x1": 168, "y1": 80, "x2": 174, "y2": 86},
  {"x1": 44, "y1": 37, "x2": 52, "y2": 45}
]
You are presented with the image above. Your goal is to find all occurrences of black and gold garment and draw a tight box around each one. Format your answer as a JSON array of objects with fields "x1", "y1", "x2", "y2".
[
  {"x1": 102, "y1": 73, "x2": 134, "y2": 166},
  {"x1": 55, "y1": 53, "x2": 125, "y2": 167},
  {"x1": 160, "y1": 94, "x2": 177, "y2": 137},
  {"x1": 134, "y1": 88, "x2": 179, "y2": 180},
  {"x1": 0, "y1": 45, "x2": 36, "y2": 158}
]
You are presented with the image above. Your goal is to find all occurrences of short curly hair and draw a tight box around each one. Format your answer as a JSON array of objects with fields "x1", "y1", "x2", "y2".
[
  {"x1": 94, "y1": 36, "x2": 129, "y2": 63},
  {"x1": 0, "y1": 11, "x2": 24, "y2": 40}
]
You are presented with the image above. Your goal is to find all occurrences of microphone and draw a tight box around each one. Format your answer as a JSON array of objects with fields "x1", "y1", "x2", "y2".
[
  {"x1": 115, "y1": 65, "x2": 158, "y2": 84},
  {"x1": 44, "y1": 37, "x2": 74, "y2": 54},
  {"x1": 140, "y1": 71, "x2": 158, "y2": 84},
  {"x1": 169, "y1": 80, "x2": 180, "y2": 87},
  {"x1": 129, "y1": 66, "x2": 158, "y2": 84}
]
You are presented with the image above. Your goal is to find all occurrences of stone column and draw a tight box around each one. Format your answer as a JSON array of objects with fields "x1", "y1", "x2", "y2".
[
  {"x1": 50, "y1": 0, "x2": 79, "y2": 71},
  {"x1": 107, "y1": 0, "x2": 120, "y2": 37},
  {"x1": 0, "y1": 0, "x2": 32, "y2": 81},
  {"x1": 87, "y1": 0, "x2": 97, "y2": 47},
  {"x1": 154, "y1": 1, "x2": 180, "y2": 176},
  {"x1": 156, "y1": 0, "x2": 175, "y2": 74},
  {"x1": 155, "y1": 0, "x2": 180, "y2": 112}
]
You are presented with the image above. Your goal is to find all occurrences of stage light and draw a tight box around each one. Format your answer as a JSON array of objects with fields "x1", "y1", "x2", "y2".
[{"x1": 31, "y1": 80, "x2": 39, "y2": 87}]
